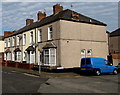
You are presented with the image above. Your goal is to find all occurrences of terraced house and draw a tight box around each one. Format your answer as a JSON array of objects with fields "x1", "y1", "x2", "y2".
[{"x1": 4, "y1": 4, "x2": 109, "y2": 69}]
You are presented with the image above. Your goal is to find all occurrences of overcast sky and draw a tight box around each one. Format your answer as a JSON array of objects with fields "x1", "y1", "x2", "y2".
[{"x1": 0, "y1": 2, "x2": 119, "y2": 35}]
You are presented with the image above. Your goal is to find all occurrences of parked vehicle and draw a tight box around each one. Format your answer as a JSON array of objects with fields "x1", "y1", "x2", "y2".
[
  {"x1": 116, "y1": 63, "x2": 120, "y2": 73},
  {"x1": 80, "y1": 57, "x2": 118, "y2": 75}
]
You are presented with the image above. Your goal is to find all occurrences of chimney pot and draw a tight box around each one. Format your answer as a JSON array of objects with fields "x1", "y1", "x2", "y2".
[
  {"x1": 37, "y1": 11, "x2": 46, "y2": 21},
  {"x1": 53, "y1": 4, "x2": 63, "y2": 14},
  {"x1": 26, "y1": 19, "x2": 34, "y2": 25}
]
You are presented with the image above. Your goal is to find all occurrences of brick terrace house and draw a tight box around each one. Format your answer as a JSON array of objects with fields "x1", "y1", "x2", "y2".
[
  {"x1": 109, "y1": 28, "x2": 120, "y2": 66},
  {"x1": 4, "y1": 4, "x2": 109, "y2": 69},
  {"x1": 0, "y1": 36, "x2": 4, "y2": 63}
]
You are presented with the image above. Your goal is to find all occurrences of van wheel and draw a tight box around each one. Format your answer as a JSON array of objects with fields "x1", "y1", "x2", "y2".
[
  {"x1": 95, "y1": 70, "x2": 101, "y2": 76},
  {"x1": 113, "y1": 69, "x2": 118, "y2": 75}
]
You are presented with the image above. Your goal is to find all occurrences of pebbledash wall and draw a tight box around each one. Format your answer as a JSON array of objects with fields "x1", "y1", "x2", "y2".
[{"x1": 4, "y1": 4, "x2": 108, "y2": 69}]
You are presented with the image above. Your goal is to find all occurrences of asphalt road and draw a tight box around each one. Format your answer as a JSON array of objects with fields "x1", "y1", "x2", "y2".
[
  {"x1": 2, "y1": 69, "x2": 48, "y2": 93},
  {"x1": 38, "y1": 74, "x2": 119, "y2": 93},
  {"x1": 2, "y1": 67, "x2": 120, "y2": 94}
]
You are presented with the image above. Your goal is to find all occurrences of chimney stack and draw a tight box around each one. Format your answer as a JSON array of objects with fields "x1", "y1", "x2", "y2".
[
  {"x1": 53, "y1": 4, "x2": 63, "y2": 14},
  {"x1": 26, "y1": 19, "x2": 34, "y2": 25},
  {"x1": 4, "y1": 31, "x2": 12, "y2": 37},
  {"x1": 37, "y1": 11, "x2": 46, "y2": 21}
]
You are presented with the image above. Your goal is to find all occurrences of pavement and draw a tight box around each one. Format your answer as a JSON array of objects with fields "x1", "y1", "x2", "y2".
[{"x1": 2, "y1": 66, "x2": 81, "y2": 78}]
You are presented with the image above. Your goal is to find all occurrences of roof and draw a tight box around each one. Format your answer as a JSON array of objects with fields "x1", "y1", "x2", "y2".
[
  {"x1": 14, "y1": 48, "x2": 21, "y2": 52},
  {"x1": 5, "y1": 48, "x2": 11, "y2": 53},
  {"x1": 110, "y1": 28, "x2": 120, "y2": 37},
  {"x1": 26, "y1": 46, "x2": 35, "y2": 51},
  {"x1": 43, "y1": 42, "x2": 57, "y2": 49},
  {"x1": 5, "y1": 9, "x2": 107, "y2": 38}
]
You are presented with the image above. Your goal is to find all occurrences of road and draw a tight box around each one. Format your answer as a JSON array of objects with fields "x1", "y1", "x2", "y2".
[
  {"x1": 2, "y1": 68, "x2": 120, "y2": 94},
  {"x1": 2, "y1": 69, "x2": 48, "y2": 93}
]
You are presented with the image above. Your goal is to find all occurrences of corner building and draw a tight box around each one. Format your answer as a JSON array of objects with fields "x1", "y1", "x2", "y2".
[{"x1": 4, "y1": 4, "x2": 109, "y2": 69}]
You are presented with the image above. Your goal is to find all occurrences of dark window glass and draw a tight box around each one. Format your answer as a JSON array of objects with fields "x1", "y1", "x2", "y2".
[
  {"x1": 86, "y1": 58, "x2": 91, "y2": 64},
  {"x1": 81, "y1": 59, "x2": 85, "y2": 65}
]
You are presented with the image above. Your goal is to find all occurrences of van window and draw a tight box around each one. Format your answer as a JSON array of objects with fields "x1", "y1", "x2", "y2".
[
  {"x1": 81, "y1": 59, "x2": 85, "y2": 65},
  {"x1": 86, "y1": 58, "x2": 91, "y2": 64},
  {"x1": 81, "y1": 58, "x2": 91, "y2": 65}
]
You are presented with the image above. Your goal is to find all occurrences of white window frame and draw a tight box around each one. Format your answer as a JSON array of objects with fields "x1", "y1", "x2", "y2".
[
  {"x1": 17, "y1": 52, "x2": 21, "y2": 62},
  {"x1": 81, "y1": 49, "x2": 86, "y2": 55},
  {"x1": 8, "y1": 38, "x2": 10, "y2": 47},
  {"x1": 12, "y1": 37, "x2": 15, "y2": 46},
  {"x1": 38, "y1": 29, "x2": 42, "y2": 42},
  {"x1": 17, "y1": 36, "x2": 20, "y2": 46},
  {"x1": 48, "y1": 26, "x2": 53, "y2": 40},
  {"x1": 38, "y1": 51, "x2": 42, "y2": 65},
  {"x1": 4, "y1": 41, "x2": 7, "y2": 48},
  {"x1": 30, "y1": 32, "x2": 33, "y2": 44},
  {"x1": 87, "y1": 49, "x2": 92, "y2": 56},
  {"x1": 44, "y1": 48, "x2": 56, "y2": 66},
  {"x1": 23, "y1": 34, "x2": 26, "y2": 45},
  {"x1": 4, "y1": 53, "x2": 6, "y2": 60},
  {"x1": 7, "y1": 52, "x2": 11, "y2": 60}
]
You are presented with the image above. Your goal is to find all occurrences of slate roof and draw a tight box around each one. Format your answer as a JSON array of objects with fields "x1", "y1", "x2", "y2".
[
  {"x1": 26, "y1": 46, "x2": 35, "y2": 51},
  {"x1": 110, "y1": 28, "x2": 120, "y2": 37},
  {"x1": 5, "y1": 9, "x2": 107, "y2": 38},
  {"x1": 14, "y1": 48, "x2": 21, "y2": 52},
  {"x1": 43, "y1": 42, "x2": 57, "y2": 49}
]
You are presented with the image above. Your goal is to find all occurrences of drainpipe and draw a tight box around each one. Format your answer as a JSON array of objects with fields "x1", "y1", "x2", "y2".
[{"x1": 35, "y1": 28, "x2": 37, "y2": 65}]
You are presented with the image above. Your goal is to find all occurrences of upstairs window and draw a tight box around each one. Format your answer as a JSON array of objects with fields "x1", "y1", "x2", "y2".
[
  {"x1": 23, "y1": 34, "x2": 26, "y2": 45},
  {"x1": 30, "y1": 32, "x2": 33, "y2": 44},
  {"x1": 87, "y1": 49, "x2": 92, "y2": 56},
  {"x1": 48, "y1": 26, "x2": 53, "y2": 40},
  {"x1": 4, "y1": 40, "x2": 7, "y2": 48},
  {"x1": 17, "y1": 36, "x2": 20, "y2": 46},
  {"x1": 38, "y1": 29, "x2": 42, "y2": 42},
  {"x1": 12, "y1": 37, "x2": 15, "y2": 46},
  {"x1": 8, "y1": 38, "x2": 10, "y2": 47},
  {"x1": 81, "y1": 49, "x2": 86, "y2": 55}
]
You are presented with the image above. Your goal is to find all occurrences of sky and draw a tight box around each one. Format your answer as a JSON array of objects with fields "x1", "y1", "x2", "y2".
[{"x1": 0, "y1": 1, "x2": 119, "y2": 35}]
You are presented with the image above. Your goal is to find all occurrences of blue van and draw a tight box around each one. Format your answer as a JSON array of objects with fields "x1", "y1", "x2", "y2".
[{"x1": 80, "y1": 57, "x2": 118, "y2": 75}]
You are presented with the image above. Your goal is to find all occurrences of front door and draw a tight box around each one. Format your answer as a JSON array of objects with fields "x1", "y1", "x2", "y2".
[{"x1": 27, "y1": 51, "x2": 30, "y2": 63}]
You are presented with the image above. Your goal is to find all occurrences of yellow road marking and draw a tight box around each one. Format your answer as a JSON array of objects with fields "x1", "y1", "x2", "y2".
[{"x1": 23, "y1": 73, "x2": 39, "y2": 77}]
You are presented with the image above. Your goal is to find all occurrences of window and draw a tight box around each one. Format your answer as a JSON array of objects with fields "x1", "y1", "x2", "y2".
[
  {"x1": 48, "y1": 26, "x2": 53, "y2": 40},
  {"x1": 4, "y1": 53, "x2": 6, "y2": 60},
  {"x1": 86, "y1": 58, "x2": 91, "y2": 64},
  {"x1": 44, "y1": 48, "x2": 56, "y2": 66},
  {"x1": 38, "y1": 52, "x2": 42, "y2": 65},
  {"x1": 7, "y1": 52, "x2": 11, "y2": 60},
  {"x1": 87, "y1": 49, "x2": 92, "y2": 56},
  {"x1": 17, "y1": 52, "x2": 21, "y2": 62},
  {"x1": 8, "y1": 38, "x2": 10, "y2": 47},
  {"x1": 23, "y1": 34, "x2": 26, "y2": 45},
  {"x1": 38, "y1": 29, "x2": 42, "y2": 42},
  {"x1": 17, "y1": 36, "x2": 20, "y2": 46},
  {"x1": 44, "y1": 49, "x2": 49, "y2": 65},
  {"x1": 12, "y1": 37, "x2": 15, "y2": 46},
  {"x1": 4, "y1": 41, "x2": 7, "y2": 48},
  {"x1": 30, "y1": 32, "x2": 33, "y2": 44},
  {"x1": 81, "y1": 49, "x2": 86, "y2": 55}
]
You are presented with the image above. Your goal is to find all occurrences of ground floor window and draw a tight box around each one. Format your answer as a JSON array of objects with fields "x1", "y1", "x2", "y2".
[
  {"x1": 4, "y1": 53, "x2": 6, "y2": 60},
  {"x1": 14, "y1": 52, "x2": 21, "y2": 62},
  {"x1": 44, "y1": 48, "x2": 56, "y2": 66},
  {"x1": 38, "y1": 51, "x2": 42, "y2": 65},
  {"x1": 7, "y1": 52, "x2": 11, "y2": 60},
  {"x1": 27, "y1": 51, "x2": 35, "y2": 64}
]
